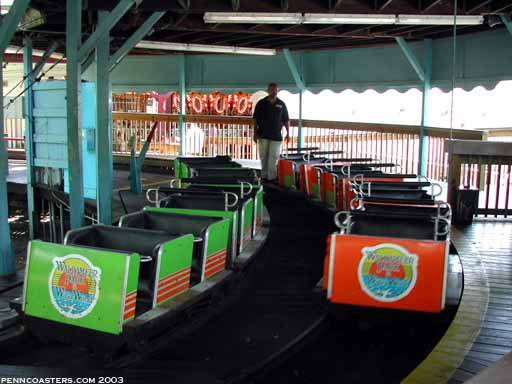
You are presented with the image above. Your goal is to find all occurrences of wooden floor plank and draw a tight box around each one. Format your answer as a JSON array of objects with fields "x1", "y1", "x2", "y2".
[{"x1": 403, "y1": 221, "x2": 512, "y2": 383}]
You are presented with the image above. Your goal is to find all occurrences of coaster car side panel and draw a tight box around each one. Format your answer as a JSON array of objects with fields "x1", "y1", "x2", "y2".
[
  {"x1": 145, "y1": 207, "x2": 239, "y2": 267},
  {"x1": 23, "y1": 240, "x2": 140, "y2": 335},
  {"x1": 326, "y1": 234, "x2": 448, "y2": 313}
]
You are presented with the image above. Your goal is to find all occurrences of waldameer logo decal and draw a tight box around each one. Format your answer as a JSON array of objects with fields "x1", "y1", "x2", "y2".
[
  {"x1": 358, "y1": 243, "x2": 418, "y2": 302},
  {"x1": 49, "y1": 255, "x2": 101, "y2": 319}
]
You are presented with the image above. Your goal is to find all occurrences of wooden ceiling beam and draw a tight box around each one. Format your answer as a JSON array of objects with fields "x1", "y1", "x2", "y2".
[
  {"x1": 376, "y1": 0, "x2": 394, "y2": 10},
  {"x1": 421, "y1": 0, "x2": 444, "y2": 13},
  {"x1": 465, "y1": 0, "x2": 494, "y2": 14},
  {"x1": 328, "y1": 0, "x2": 344, "y2": 9}
]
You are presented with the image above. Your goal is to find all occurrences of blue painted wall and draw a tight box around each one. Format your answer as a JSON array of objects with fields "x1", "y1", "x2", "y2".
[{"x1": 86, "y1": 29, "x2": 511, "y2": 94}]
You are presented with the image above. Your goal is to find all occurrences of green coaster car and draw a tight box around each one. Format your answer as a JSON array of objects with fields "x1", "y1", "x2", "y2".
[{"x1": 119, "y1": 210, "x2": 230, "y2": 282}]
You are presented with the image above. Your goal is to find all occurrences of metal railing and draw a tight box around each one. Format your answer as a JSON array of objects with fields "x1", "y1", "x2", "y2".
[
  {"x1": 3, "y1": 118, "x2": 25, "y2": 149},
  {"x1": 447, "y1": 140, "x2": 512, "y2": 218}
]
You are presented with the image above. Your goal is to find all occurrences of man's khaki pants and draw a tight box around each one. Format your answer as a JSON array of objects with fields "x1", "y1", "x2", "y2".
[{"x1": 258, "y1": 139, "x2": 281, "y2": 180}]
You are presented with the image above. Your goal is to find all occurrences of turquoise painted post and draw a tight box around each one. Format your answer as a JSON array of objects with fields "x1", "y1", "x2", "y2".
[
  {"x1": 395, "y1": 37, "x2": 431, "y2": 176},
  {"x1": 179, "y1": 54, "x2": 186, "y2": 156},
  {"x1": 0, "y1": 0, "x2": 30, "y2": 276},
  {"x1": 0, "y1": 0, "x2": 30, "y2": 50},
  {"x1": 500, "y1": 15, "x2": 512, "y2": 36},
  {"x1": 419, "y1": 39, "x2": 433, "y2": 177},
  {"x1": 66, "y1": 0, "x2": 85, "y2": 229},
  {"x1": 23, "y1": 38, "x2": 36, "y2": 239},
  {"x1": 96, "y1": 11, "x2": 113, "y2": 224},
  {"x1": 0, "y1": 62, "x2": 14, "y2": 276},
  {"x1": 299, "y1": 90, "x2": 304, "y2": 148},
  {"x1": 394, "y1": 37, "x2": 426, "y2": 82},
  {"x1": 283, "y1": 49, "x2": 306, "y2": 149}
]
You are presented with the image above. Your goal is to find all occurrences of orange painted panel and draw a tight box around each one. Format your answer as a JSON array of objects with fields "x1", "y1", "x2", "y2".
[
  {"x1": 278, "y1": 160, "x2": 295, "y2": 189},
  {"x1": 329, "y1": 234, "x2": 447, "y2": 313}
]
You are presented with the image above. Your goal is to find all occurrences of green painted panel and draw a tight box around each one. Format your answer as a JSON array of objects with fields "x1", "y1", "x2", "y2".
[
  {"x1": 24, "y1": 240, "x2": 137, "y2": 335},
  {"x1": 241, "y1": 200, "x2": 254, "y2": 250},
  {"x1": 312, "y1": 183, "x2": 321, "y2": 200},
  {"x1": 146, "y1": 206, "x2": 239, "y2": 259},
  {"x1": 205, "y1": 220, "x2": 230, "y2": 256},
  {"x1": 123, "y1": 255, "x2": 140, "y2": 323},
  {"x1": 154, "y1": 235, "x2": 194, "y2": 305},
  {"x1": 326, "y1": 190, "x2": 336, "y2": 209}
]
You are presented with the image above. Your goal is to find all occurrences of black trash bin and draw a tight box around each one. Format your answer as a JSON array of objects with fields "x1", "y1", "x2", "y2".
[{"x1": 454, "y1": 187, "x2": 479, "y2": 225}]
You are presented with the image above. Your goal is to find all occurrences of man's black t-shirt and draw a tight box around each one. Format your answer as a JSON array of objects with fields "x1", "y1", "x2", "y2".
[{"x1": 253, "y1": 97, "x2": 289, "y2": 141}]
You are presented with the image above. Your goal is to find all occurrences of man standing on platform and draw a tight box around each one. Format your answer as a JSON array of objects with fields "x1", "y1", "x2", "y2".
[{"x1": 253, "y1": 82, "x2": 290, "y2": 183}]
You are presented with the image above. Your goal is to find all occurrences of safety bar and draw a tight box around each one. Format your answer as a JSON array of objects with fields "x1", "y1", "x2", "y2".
[
  {"x1": 430, "y1": 183, "x2": 443, "y2": 198},
  {"x1": 241, "y1": 181, "x2": 254, "y2": 197},
  {"x1": 309, "y1": 150, "x2": 345, "y2": 156},
  {"x1": 334, "y1": 211, "x2": 351, "y2": 233},
  {"x1": 146, "y1": 187, "x2": 227, "y2": 207},
  {"x1": 170, "y1": 179, "x2": 182, "y2": 188},
  {"x1": 224, "y1": 192, "x2": 239, "y2": 210},
  {"x1": 286, "y1": 146, "x2": 320, "y2": 152}
]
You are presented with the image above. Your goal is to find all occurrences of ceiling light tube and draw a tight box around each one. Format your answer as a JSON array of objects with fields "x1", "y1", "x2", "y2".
[
  {"x1": 396, "y1": 14, "x2": 483, "y2": 25},
  {"x1": 204, "y1": 12, "x2": 303, "y2": 24},
  {"x1": 303, "y1": 13, "x2": 396, "y2": 24},
  {"x1": 136, "y1": 40, "x2": 277, "y2": 56},
  {"x1": 6, "y1": 45, "x2": 64, "y2": 59}
]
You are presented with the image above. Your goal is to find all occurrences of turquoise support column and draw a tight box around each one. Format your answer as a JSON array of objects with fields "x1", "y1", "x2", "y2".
[
  {"x1": 23, "y1": 38, "x2": 36, "y2": 239},
  {"x1": 395, "y1": 37, "x2": 431, "y2": 176},
  {"x1": 0, "y1": 61, "x2": 14, "y2": 276},
  {"x1": 419, "y1": 39, "x2": 432, "y2": 176},
  {"x1": 66, "y1": 0, "x2": 84, "y2": 229},
  {"x1": 283, "y1": 49, "x2": 306, "y2": 149},
  {"x1": 0, "y1": 0, "x2": 30, "y2": 50},
  {"x1": 0, "y1": 0, "x2": 30, "y2": 276},
  {"x1": 96, "y1": 11, "x2": 113, "y2": 224},
  {"x1": 178, "y1": 54, "x2": 186, "y2": 156},
  {"x1": 394, "y1": 37, "x2": 426, "y2": 82},
  {"x1": 298, "y1": 90, "x2": 304, "y2": 148},
  {"x1": 501, "y1": 15, "x2": 512, "y2": 36}
]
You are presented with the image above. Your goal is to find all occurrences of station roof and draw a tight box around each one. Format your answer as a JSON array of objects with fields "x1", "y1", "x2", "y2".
[{"x1": 12, "y1": 0, "x2": 512, "y2": 54}]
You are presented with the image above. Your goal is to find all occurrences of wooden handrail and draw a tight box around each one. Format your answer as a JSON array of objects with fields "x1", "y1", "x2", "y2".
[{"x1": 112, "y1": 112, "x2": 484, "y2": 140}]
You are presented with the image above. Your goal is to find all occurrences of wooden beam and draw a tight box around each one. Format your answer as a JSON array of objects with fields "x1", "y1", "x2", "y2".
[
  {"x1": 421, "y1": 0, "x2": 444, "y2": 13},
  {"x1": 465, "y1": 0, "x2": 494, "y2": 14},
  {"x1": 177, "y1": 0, "x2": 190, "y2": 9},
  {"x1": 230, "y1": 0, "x2": 240, "y2": 11},
  {"x1": 376, "y1": 0, "x2": 394, "y2": 10},
  {"x1": 328, "y1": 0, "x2": 343, "y2": 9},
  {"x1": 492, "y1": 0, "x2": 512, "y2": 13}
]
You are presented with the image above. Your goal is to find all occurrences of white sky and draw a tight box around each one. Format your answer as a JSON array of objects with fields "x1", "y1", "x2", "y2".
[{"x1": 272, "y1": 80, "x2": 512, "y2": 130}]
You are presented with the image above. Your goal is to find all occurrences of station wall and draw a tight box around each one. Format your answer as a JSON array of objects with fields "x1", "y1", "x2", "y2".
[{"x1": 87, "y1": 29, "x2": 512, "y2": 94}]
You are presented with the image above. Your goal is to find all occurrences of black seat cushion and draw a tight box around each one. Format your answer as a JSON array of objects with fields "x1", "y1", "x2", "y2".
[
  {"x1": 65, "y1": 225, "x2": 176, "y2": 256},
  {"x1": 121, "y1": 210, "x2": 219, "y2": 236}
]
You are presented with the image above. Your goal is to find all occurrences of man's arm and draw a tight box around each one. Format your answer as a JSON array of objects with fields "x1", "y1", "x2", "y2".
[
  {"x1": 253, "y1": 119, "x2": 260, "y2": 142},
  {"x1": 283, "y1": 120, "x2": 290, "y2": 143},
  {"x1": 282, "y1": 103, "x2": 290, "y2": 143}
]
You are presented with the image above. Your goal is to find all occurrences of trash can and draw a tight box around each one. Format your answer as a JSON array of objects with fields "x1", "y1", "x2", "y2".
[{"x1": 454, "y1": 187, "x2": 479, "y2": 226}]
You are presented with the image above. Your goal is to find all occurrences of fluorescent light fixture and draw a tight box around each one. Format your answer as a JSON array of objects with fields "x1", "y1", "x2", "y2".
[
  {"x1": 303, "y1": 13, "x2": 396, "y2": 25},
  {"x1": 204, "y1": 12, "x2": 303, "y2": 24},
  {"x1": 204, "y1": 12, "x2": 484, "y2": 26},
  {"x1": 136, "y1": 40, "x2": 277, "y2": 56},
  {"x1": 396, "y1": 15, "x2": 483, "y2": 25}
]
